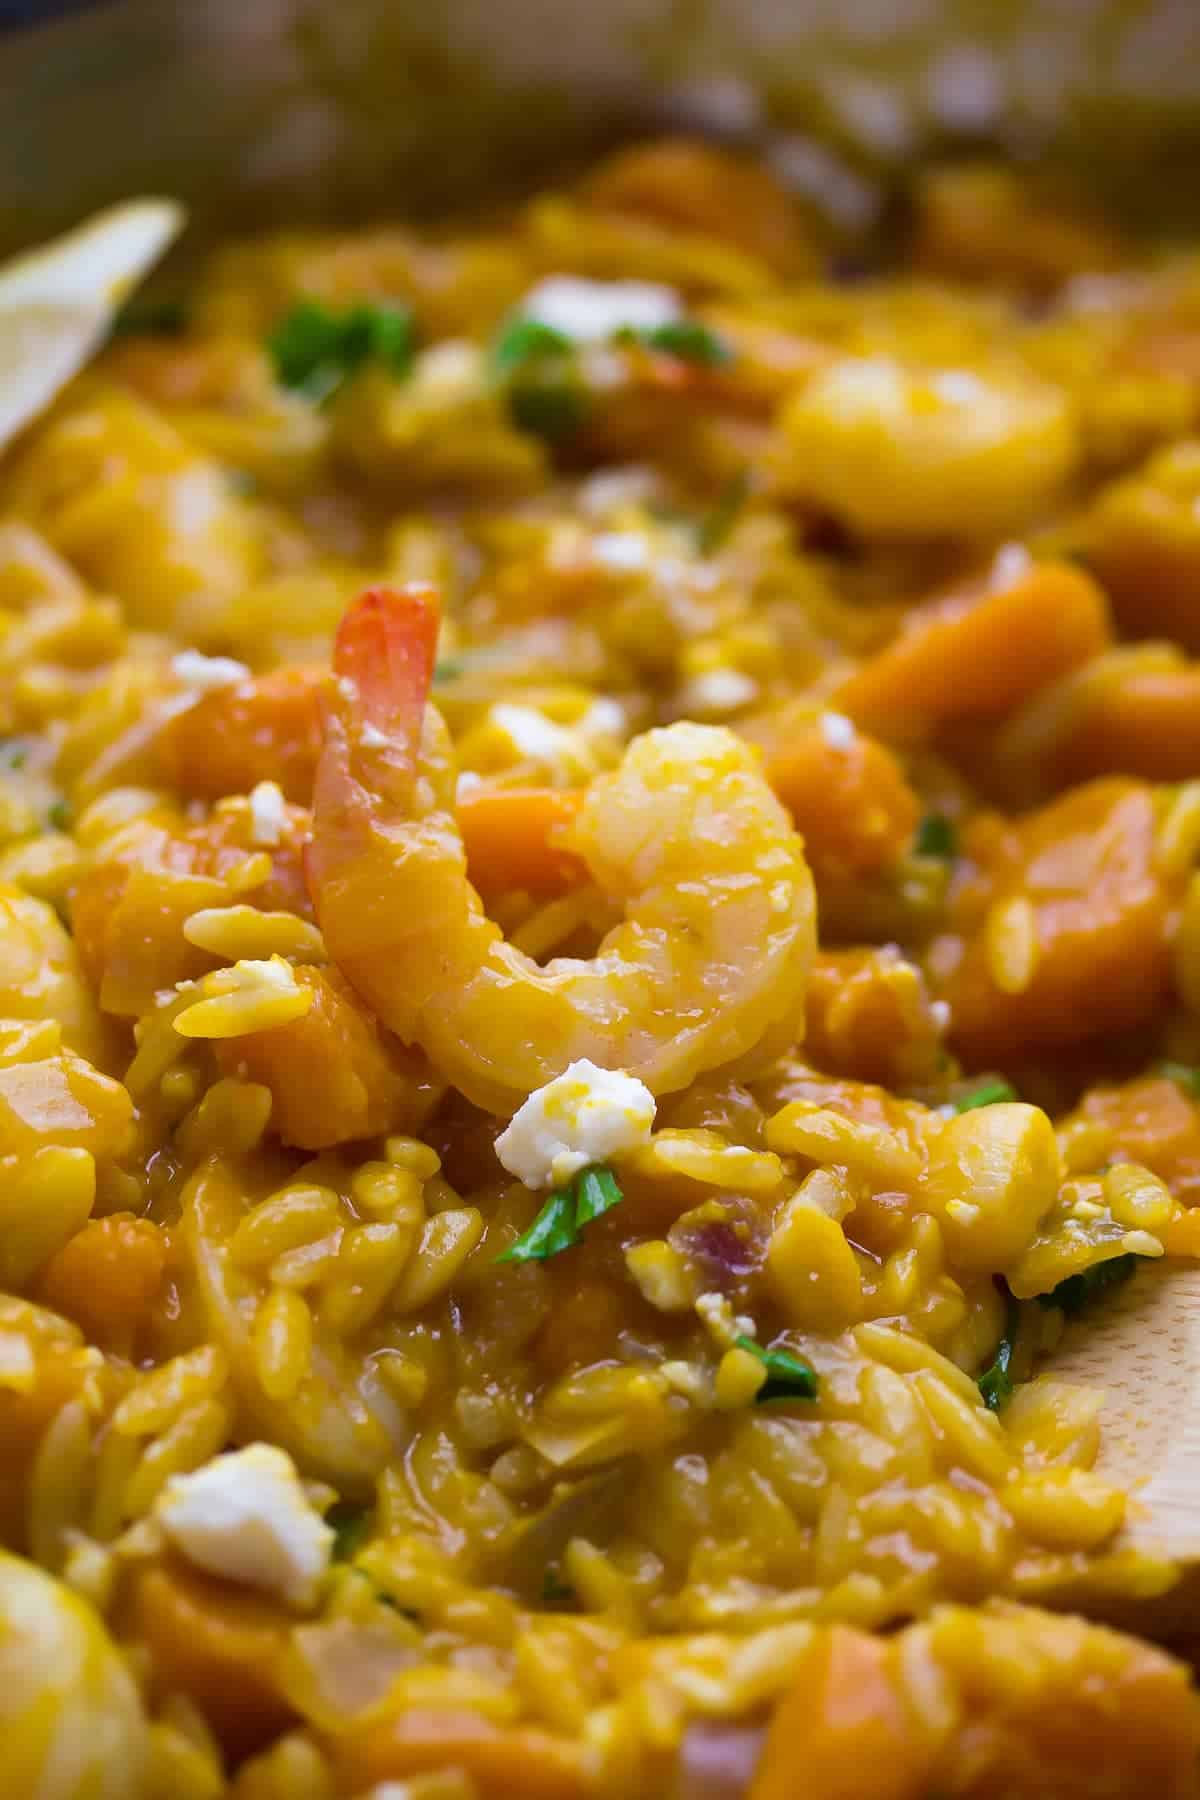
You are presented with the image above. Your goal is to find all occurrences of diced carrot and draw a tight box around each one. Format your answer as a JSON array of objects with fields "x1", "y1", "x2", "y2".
[
  {"x1": 766, "y1": 726, "x2": 919, "y2": 881},
  {"x1": 806, "y1": 946, "x2": 944, "y2": 1088},
  {"x1": 458, "y1": 786, "x2": 589, "y2": 897},
  {"x1": 127, "y1": 1561, "x2": 293, "y2": 1757},
  {"x1": 935, "y1": 779, "x2": 1173, "y2": 1064},
  {"x1": 39, "y1": 1214, "x2": 169, "y2": 1348},
  {"x1": 158, "y1": 666, "x2": 325, "y2": 804},
  {"x1": 1050, "y1": 668, "x2": 1200, "y2": 784},
  {"x1": 1078, "y1": 1076, "x2": 1200, "y2": 1207},
  {"x1": 1087, "y1": 485, "x2": 1200, "y2": 651},
  {"x1": 834, "y1": 562, "x2": 1111, "y2": 741},
  {"x1": 751, "y1": 1627, "x2": 934, "y2": 1800},
  {"x1": 328, "y1": 1708, "x2": 591, "y2": 1799},
  {"x1": 215, "y1": 964, "x2": 435, "y2": 1149}
]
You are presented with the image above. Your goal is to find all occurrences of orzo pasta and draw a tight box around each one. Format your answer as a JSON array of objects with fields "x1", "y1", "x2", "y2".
[{"x1": 2, "y1": 140, "x2": 1200, "y2": 1796}]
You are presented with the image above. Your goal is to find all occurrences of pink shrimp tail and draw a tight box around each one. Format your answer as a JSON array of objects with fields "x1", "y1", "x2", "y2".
[
  {"x1": 330, "y1": 583, "x2": 441, "y2": 758},
  {"x1": 306, "y1": 584, "x2": 441, "y2": 900}
]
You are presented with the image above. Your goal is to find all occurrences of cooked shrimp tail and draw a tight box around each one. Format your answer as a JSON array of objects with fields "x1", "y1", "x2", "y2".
[{"x1": 309, "y1": 585, "x2": 816, "y2": 1113}]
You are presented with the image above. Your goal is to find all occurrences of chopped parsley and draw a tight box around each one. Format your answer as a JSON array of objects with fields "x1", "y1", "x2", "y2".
[
  {"x1": 327, "y1": 1503, "x2": 371, "y2": 1561},
  {"x1": 541, "y1": 1563, "x2": 575, "y2": 1606},
  {"x1": 497, "y1": 1164, "x2": 624, "y2": 1264},
  {"x1": 491, "y1": 315, "x2": 572, "y2": 375},
  {"x1": 1159, "y1": 1061, "x2": 1200, "y2": 1097},
  {"x1": 978, "y1": 1291, "x2": 1019, "y2": 1412},
  {"x1": 432, "y1": 657, "x2": 466, "y2": 686},
  {"x1": 1037, "y1": 1253, "x2": 1140, "y2": 1317},
  {"x1": 954, "y1": 1078, "x2": 1018, "y2": 1113},
  {"x1": 488, "y1": 313, "x2": 588, "y2": 443},
  {"x1": 734, "y1": 1335, "x2": 819, "y2": 1403},
  {"x1": 914, "y1": 813, "x2": 958, "y2": 860},
  {"x1": 268, "y1": 299, "x2": 416, "y2": 402},
  {"x1": 0, "y1": 740, "x2": 28, "y2": 771},
  {"x1": 46, "y1": 799, "x2": 71, "y2": 832},
  {"x1": 617, "y1": 320, "x2": 733, "y2": 367},
  {"x1": 696, "y1": 470, "x2": 751, "y2": 556},
  {"x1": 508, "y1": 377, "x2": 588, "y2": 442}
]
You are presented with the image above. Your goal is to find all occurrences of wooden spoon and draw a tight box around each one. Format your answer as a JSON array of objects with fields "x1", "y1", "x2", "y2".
[{"x1": 1042, "y1": 1258, "x2": 1200, "y2": 1635}]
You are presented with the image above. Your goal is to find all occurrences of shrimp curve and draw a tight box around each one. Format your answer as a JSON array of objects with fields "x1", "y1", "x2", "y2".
[{"x1": 307, "y1": 586, "x2": 816, "y2": 1113}]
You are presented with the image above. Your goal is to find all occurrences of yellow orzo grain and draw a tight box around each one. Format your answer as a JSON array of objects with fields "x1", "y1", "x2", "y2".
[
  {"x1": 390, "y1": 1208, "x2": 485, "y2": 1312},
  {"x1": 984, "y1": 894, "x2": 1039, "y2": 994},
  {"x1": 174, "y1": 955, "x2": 314, "y2": 1037},
  {"x1": 253, "y1": 1287, "x2": 313, "y2": 1401},
  {"x1": 182, "y1": 904, "x2": 326, "y2": 962},
  {"x1": 630, "y1": 1129, "x2": 784, "y2": 1194}
]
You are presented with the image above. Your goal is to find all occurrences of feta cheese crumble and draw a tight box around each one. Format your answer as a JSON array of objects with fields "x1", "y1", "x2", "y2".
[
  {"x1": 520, "y1": 276, "x2": 682, "y2": 344},
  {"x1": 495, "y1": 1059, "x2": 656, "y2": 1189},
  {"x1": 156, "y1": 1443, "x2": 333, "y2": 1607},
  {"x1": 819, "y1": 710, "x2": 857, "y2": 750},
  {"x1": 248, "y1": 779, "x2": 287, "y2": 847},
  {"x1": 171, "y1": 650, "x2": 250, "y2": 692}
]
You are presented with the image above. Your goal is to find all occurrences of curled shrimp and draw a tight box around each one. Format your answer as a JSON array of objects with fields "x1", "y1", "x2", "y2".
[{"x1": 307, "y1": 585, "x2": 816, "y2": 1113}]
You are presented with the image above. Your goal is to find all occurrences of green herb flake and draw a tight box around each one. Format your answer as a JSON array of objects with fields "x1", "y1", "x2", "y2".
[
  {"x1": 978, "y1": 1292, "x2": 1020, "y2": 1412},
  {"x1": 491, "y1": 315, "x2": 572, "y2": 375},
  {"x1": 268, "y1": 299, "x2": 415, "y2": 401},
  {"x1": 46, "y1": 799, "x2": 71, "y2": 832},
  {"x1": 496, "y1": 1164, "x2": 624, "y2": 1264},
  {"x1": 1037, "y1": 1253, "x2": 1140, "y2": 1318},
  {"x1": 508, "y1": 378, "x2": 587, "y2": 442},
  {"x1": 628, "y1": 320, "x2": 733, "y2": 367},
  {"x1": 914, "y1": 813, "x2": 958, "y2": 860},
  {"x1": 0, "y1": 740, "x2": 28, "y2": 771},
  {"x1": 496, "y1": 1187, "x2": 581, "y2": 1264},
  {"x1": 734, "y1": 1335, "x2": 819, "y2": 1403},
  {"x1": 327, "y1": 1503, "x2": 371, "y2": 1562},
  {"x1": 432, "y1": 657, "x2": 466, "y2": 686},
  {"x1": 696, "y1": 470, "x2": 751, "y2": 556},
  {"x1": 573, "y1": 1165, "x2": 623, "y2": 1229},
  {"x1": 541, "y1": 1563, "x2": 575, "y2": 1606},
  {"x1": 1159, "y1": 1061, "x2": 1200, "y2": 1098},
  {"x1": 954, "y1": 1078, "x2": 1018, "y2": 1113}
]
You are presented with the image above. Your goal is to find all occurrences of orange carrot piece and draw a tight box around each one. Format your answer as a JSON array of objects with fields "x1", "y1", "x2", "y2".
[
  {"x1": 158, "y1": 666, "x2": 325, "y2": 805},
  {"x1": 215, "y1": 964, "x2": 433, "y2": 1149},
  {"x1": 458, "y1": 786, "x2": 589, "y2": 897},
  {"x1": 39, "y1": 1214, "x2": 169, "y2": 1347},
  {"x1": 766, "y1": 726, "x2": 918, "y2": 880},
  {"x1": 751, "y1": 1627, "x2": 934, "y2": 1800},
  {"x1": 128, "y1": 1562, "x2": 293, "y2": 1757},
  {"x1": 1053, "y1": 668, "x2": 1200, "y2": 784},
  {"x1": 834, "y1": 561, "x2": 1111, "y2": 740},
  {"x1": 937, "y1": 779, "x2": 1172, "y2": 1064},
  {"x1": 328, "y1": 1708, "x2": 591, "y2": 1799}
]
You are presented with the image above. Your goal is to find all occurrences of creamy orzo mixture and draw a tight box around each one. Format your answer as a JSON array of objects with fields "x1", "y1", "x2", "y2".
[{"x1": 1, "y1": 142, "x2": 1200, "y2": 1797}]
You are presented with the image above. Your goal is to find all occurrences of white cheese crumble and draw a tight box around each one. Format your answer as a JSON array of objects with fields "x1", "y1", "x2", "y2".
[
  {"x1": 491, "y1": 703, "x2": 579, "y2": 765},
  {"x1": 171, "y1": 650, "x2": 250, "y2": 692},
  {"x1": 577, "y1": 464, "x2": 657, "y2": 516},
  {"x1": 495, "y1": 1059, "x2": 656, "y2": 1190},
  {"x1": 695, "y1": 1290, "x2": 757, "y2": 1349},
  {"x1": 679, "y1": 669, "x2": 758, "y2": 717},
  {"x1": 248, "y1": 779, "x2": 286, "y2": 847},
  {"x1": 989, "y1": 541, "x2": 1033, "y2": 589},
  {"x1": 819, "y1": 710, "x2": 857, "y2": 750},
  {"x1": 156, "y1": 1443, "x2": 333, "y2": 1608},
  {"x1": 592, "y1": 530, "x2": 651, "y2": 572},
  {"x1": 521, "y1": 276, "x2": 682, "y2": 344}
]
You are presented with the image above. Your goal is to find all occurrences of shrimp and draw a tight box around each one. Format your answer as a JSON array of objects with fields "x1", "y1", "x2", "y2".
[{"x1": 307, "y1": 586, "x2": 816, "y2": 1113}]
